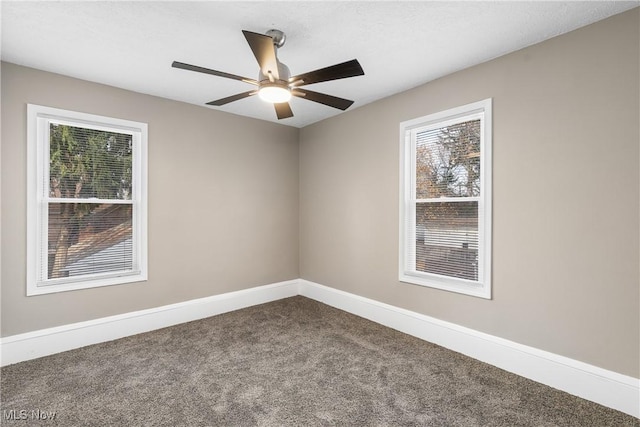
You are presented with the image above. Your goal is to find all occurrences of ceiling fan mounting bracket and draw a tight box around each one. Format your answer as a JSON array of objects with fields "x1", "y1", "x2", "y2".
[{"x1": 265, "y1": 29, "x2": 286, "y2": 48}]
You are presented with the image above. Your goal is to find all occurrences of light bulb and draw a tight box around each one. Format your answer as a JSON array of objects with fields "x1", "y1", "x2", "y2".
[{"x1": 258, "y1": 85, "x2": 291, "y2": 103}]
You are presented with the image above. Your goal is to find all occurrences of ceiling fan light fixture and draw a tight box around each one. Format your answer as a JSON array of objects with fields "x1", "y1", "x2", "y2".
[{"x1": 258, "y1": 84, "x2": 291, "y2": 103}]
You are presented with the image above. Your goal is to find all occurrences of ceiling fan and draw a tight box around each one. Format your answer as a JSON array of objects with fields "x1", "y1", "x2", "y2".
[{"x1": 172, "y1": 29, "x2": 365, "y2": 120}]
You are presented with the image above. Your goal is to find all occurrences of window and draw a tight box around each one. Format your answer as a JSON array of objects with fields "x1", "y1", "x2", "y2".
[
  {"x1": 27, "y1": 104, "x2": 147, "y2": 295},
  {"x1": 399, "y1": 99, "x2": 492, "y2": 298}
]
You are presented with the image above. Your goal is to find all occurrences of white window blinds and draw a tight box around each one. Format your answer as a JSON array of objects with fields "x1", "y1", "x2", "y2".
[
  {"x1": 44, "y1": 124, "x2": 136, "y2": 282},
  {"x1": 414, "y1": 120, "x2": 481, "y2": 281}
]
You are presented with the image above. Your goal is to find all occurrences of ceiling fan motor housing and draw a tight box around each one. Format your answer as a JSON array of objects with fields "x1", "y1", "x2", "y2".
[{"x1": 258, "y1": 60, "x2": 291, "y2": 86}]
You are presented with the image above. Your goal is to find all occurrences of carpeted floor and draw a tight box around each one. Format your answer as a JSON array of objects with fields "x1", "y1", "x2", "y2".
[{"x1": 0, "y1": 296, "x2": 638, "y2": 426}]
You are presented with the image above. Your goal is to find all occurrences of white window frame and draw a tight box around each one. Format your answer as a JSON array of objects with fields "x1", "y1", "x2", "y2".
[
  {"x1": 27, "y1": 104, "x2": 148, "y2": 296},
  {"x1": 399, "y1": 98, "x2": 492, "y2": 299}
]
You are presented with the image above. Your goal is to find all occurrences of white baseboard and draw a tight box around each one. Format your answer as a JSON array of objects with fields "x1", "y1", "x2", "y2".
[
  {"x1": 1, "y1": 278, "x2": 637, "y2": 418},
  {"x1": 0, "y1": 279, "x2": 298, "y2": 367},
  {"x1": 298, "y1": 279, "x2": 640, "y2": 418}
]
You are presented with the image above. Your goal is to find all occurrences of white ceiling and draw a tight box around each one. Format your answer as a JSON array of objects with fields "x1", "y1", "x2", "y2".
[{"x1": 2, "y1": 1, "x2": 637, "y2": 128}]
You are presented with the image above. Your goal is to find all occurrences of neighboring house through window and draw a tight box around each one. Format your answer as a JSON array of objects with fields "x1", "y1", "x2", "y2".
[
  {"x1": 27, "y1": 104, "x2": 147, "y2": 295},
  {"x1": 399, "y1": 99, "x2": 492, "y2": 298}
]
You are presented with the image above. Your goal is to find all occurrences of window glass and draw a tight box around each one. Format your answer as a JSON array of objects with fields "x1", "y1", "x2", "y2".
[{"x1": 415, "y1": 120, "x2": 481, "y2": 199}]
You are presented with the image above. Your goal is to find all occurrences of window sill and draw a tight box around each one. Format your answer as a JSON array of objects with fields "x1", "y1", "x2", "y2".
[
  {"x1": 27, "y1": 272, "x2": 147, "y2": 296},
  {"x1": 399, "y1": 272, "x2": 491, "y2": 299}
]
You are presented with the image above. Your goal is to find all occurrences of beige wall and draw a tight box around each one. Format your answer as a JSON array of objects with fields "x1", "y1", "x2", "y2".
[
  {"x1": 300, "y1": 9, "x2": 639, "y2": 377},
  {"x1": 1, "y1": 62, "x2": 300, "y2": 336}
]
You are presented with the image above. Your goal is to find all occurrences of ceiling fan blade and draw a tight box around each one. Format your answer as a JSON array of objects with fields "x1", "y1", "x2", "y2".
[
  {"x1": 293, "y1": 89, "x2": 354, "y2": 111},
  {"x1": 206, "y1": 90, "x2": 257, "y2": 106},
  {"x1": 289, "y1": 59, "x2": 364, "y2": 87},
  {"x1": 274, "y1": 102, "x2": 293, "y2": 119},
  {"x1": 172, "y1": 61, "x2": 258, "y2": 85},
  {"x1": 242, "y1": 30, "x2": 279, "y2": 80}
]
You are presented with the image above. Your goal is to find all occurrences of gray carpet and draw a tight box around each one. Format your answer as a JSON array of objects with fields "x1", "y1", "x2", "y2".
[{"x1": 1, "y1": 296, "x2": 637, "y2": 426}]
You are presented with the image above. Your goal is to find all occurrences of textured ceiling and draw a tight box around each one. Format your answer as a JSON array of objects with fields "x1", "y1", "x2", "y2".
[{"x1": 1, "y1": 1, "x2": 637, "y2": 128}]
